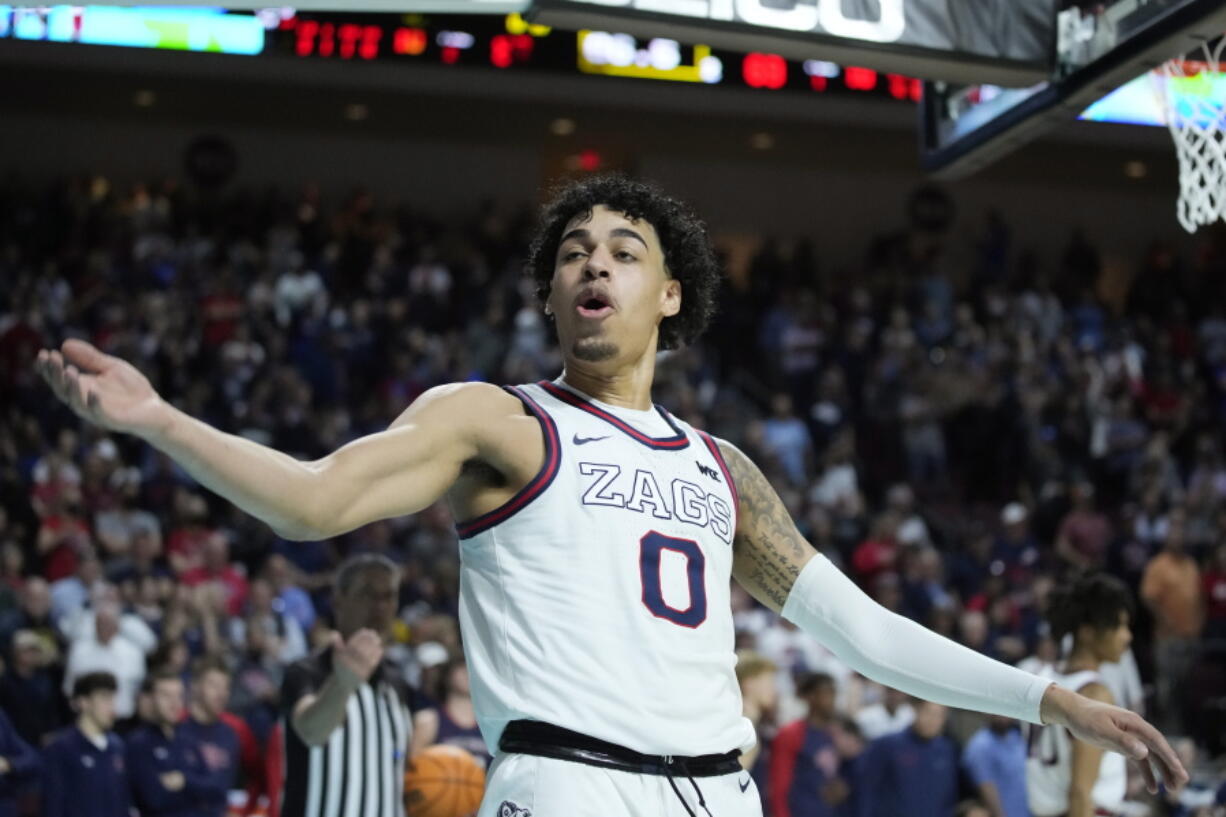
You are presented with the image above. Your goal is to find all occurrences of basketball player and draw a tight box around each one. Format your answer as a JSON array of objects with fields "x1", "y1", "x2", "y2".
[
  {"x1": 34, "y1": 176, "x2": 1186, "y2": 817},
  {"x1": 1027, "y1": 575, "x2": 1135, "y2": 817}
]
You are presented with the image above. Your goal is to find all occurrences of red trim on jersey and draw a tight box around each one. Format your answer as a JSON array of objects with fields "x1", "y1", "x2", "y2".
[
  {"x1": 697, "y1": 430, "x2": 739, "y2": 533},
  {"x1": 455, "y1": 386, "x2": 561, "y2": 540},
  {"x1": 538, "y1": 381, "x2": 690, "y2": 450}
]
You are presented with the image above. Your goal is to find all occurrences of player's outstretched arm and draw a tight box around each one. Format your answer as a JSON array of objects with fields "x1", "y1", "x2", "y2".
[
  {"x1": 715, "y1": 438, "x2": 1188, "y2": 795},
  {"x1": 34, "y1": 339, "x2": 502, "y2": 540}
]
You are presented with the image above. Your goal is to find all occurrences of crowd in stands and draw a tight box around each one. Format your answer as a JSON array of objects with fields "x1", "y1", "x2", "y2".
[{"x1": 0, "y1": 173, "x2": 1225, "y2": 817}]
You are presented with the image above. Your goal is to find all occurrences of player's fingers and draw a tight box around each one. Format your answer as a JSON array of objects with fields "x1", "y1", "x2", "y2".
[
  {"x1": 35, "y1": 351, "x2": 61, "y2": 396},
  {"x1": 62, "y1": 338, "x2": 112, "y2": 373},
  {"x1": 51, "y1": 351, "x2": 73, "y2": 397},
  {"x1": 65, "y1": 367, "x2": 98, "y2": 421},
  {"x1": 1124, "y1": 717, "x2": 1187, "y2": 789},
  {"x1": 1134, "y1": 755, "x2": 1158, "y2": 794},
  {"x1": 63, "y1": 366, "x2": 85, "y2": 413}
]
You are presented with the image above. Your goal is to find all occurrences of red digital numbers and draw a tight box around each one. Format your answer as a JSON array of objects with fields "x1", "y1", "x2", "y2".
[
  {"x1": 292, "y1": 19, "x2": 382, "y2": 60},
  {"x1": 742, "y1": 52, "x2": 787, "y2": 90},
  {"x1": 490, "y1": 33, "x2": 534, "y2": 69}
]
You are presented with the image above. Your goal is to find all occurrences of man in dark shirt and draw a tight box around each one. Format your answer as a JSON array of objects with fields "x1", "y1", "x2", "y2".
[
  {"x1": 857, "y1": 700, "x2": 958, "y2": 817},
  {"x1": 178, "y1": 658, "x2": 240, "y2": 817},
  {"x1": 40, "y1": 672, "x2": 132, "y2": 817},
  {"x1": 769, "y1": 673, "x2": 847, "y2": 817},
  {"x1": 0, "y1": 708, "x2": 39, "y2": 817},
  {"x1": 279, "y1": 554, "x2": 412, "y2": 817},
  {"x1": 128, "y1": 669, "x2": 228, "y2": 817},
  {"x1": 0, "y1": 629, "x2": 68, "y2": 747}
]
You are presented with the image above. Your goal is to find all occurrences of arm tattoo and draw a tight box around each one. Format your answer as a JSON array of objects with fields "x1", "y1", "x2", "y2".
[{"x1": 717, "y1": 439, "x2": 815, "y2": 612}]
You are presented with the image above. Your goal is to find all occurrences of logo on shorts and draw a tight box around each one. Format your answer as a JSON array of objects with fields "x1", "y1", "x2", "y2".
[
  {"x1": 739, "y1": 775, "x2": 751, "y2": 793},
  {"x1": 499, "y1": 802, "x2": 532, "y2": 817}
]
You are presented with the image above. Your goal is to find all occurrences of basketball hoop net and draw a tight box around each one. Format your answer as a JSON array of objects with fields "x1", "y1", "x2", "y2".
[{"x1": 1157, "y1": 36, "x2": 1226, "y2": 232}]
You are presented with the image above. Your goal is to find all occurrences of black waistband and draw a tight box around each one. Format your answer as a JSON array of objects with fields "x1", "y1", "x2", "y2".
[{"x1": 498, "y1": 720, "x2": 742, "y2": 778}]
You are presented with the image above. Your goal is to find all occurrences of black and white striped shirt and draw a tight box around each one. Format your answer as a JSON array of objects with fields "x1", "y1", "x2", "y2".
[{"x1": 278, "y1": 649, "x2": 412, "y2": 817}]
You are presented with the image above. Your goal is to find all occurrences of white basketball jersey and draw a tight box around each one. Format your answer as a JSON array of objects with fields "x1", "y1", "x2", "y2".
[
  {"x1": 455, "y1": 379, "x2": 754, "y2": 757},
  {"x1": 1025, "y1": 667, "x2": 1127, "y2": 817}
]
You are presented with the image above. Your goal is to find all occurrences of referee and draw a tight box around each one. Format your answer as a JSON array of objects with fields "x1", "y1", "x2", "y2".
[{"x1": 279, "y1": 554, "x2": 412, "y2": 817}]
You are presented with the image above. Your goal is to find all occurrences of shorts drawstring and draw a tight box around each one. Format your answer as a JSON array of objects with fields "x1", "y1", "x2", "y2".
[
  {"x1": 664, "y1": 772, "x2": 697, "y2": 817},
  {"x1": 663, "y1": 757, "x2": 716, "y2": 817}
]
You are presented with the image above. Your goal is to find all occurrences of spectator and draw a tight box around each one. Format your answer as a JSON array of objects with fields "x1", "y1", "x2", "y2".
[
  {"x1": 180, "y1": 533, "x2": 248, "y2": 619},
  {"x1": 62, "y1": 601, "x2": 146, "y2": 721},
  {"x1": 851, "y1": 515, "x2": 900, "y2": 589},
  {"x1": 127, "y1": 669, "x2": 223, "y2": 817},
  {"x1": 734, "y1": 651, "x2": 778, "y2": 777},
  {"x1": 166, "y1": 493, "x2": 215, "y2": 578},
  {"x1": 1140, "y1": 511, "x2": 1204, "y2": 733},
  {"x1": 177, "y1": 659, "x2": 239, "y2": 817},
  {"x1": 61, "y1": 583, "x2": 158, "y2": 657},
  {"x1": 1054, "y1": 482, "x2": 1112, "y2": 572},
  {"x1": 0, "y1": 579, "x2": 62, "y2": 669},
  {"x1": 854, "y1": 686, "x2": 914, "y2": 742},
  {"x1": 962, "y1": 715, "x2": 1029, "y2": 817},
  {"x1": 0, "y1": 708, "x2": 39, "y2": 817},
  {"x1": 49, "y1": 551, "x2": 104, "y2": 628},
  {"x1": 230, "y1": 616, "x2": 284, "y2": 742},
  {"x1": 760, "y1": 393, "x2": 815, "y2": 487},
  {"x1": 0, "y1": 629, "x2": 69, "y2": 747},
  {"x1": 769, "y1": 673, "x2": 846, "y2": 817},
  {"x1": 263, "y1": 555, "x2": 315, "y2": 635},
  {"x1": 41, "y1": 672, "x2": 132, "y2": 817},
  {"x1": 409, "y1": 658, "x2": 489, "y2": 768},
  {"x1": 35, "y1": 487, "x2": 92, "y2": 583},
  {"x1": 993, "y1": 504, "x2": 1038, "y2": 583},
  {"x1": 1202, "y1": 541, "x2": 1226, "y2": 643},
  {"x1": 229, "y1": 578, "x2": 306, "y2": 665},
  {"x1": 856, "y1": 700, "x2": 957, "y2": 817},
  {"x1": 92, "y1": 467, "x2": 161, "y2": 560}
]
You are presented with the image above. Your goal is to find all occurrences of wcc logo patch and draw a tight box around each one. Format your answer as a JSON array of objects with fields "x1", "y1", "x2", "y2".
[
  {"x1": 695, "y1": 461, "x2": 720, "y2": 482},
  {"x1": 498, "y1": 802, "x2": 532, "y2": 817}
]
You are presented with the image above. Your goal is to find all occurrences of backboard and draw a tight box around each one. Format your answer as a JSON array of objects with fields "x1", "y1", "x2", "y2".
[{"x1": 921, "y1": 0, "x2": 1226, "y2": 178}]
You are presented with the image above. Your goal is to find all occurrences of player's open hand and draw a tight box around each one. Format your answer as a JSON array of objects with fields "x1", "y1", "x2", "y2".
[
  {"x1": 331, "y1": 629, "x2": 384, "y2": 683},
  {"x1": 1048, "y1": 685, "x2": 1188, "y2": 793},
  {"x1": 34, "y1": 339, "x2": 170, "y2": 437}
]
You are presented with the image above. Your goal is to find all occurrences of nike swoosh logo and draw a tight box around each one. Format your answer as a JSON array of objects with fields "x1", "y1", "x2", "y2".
[
  {"x1": 739, "y1": 776, "x2": 751, "y2": 793},
  {"x1": 573, "y1": 434, "x2": 610, "y2": 445}
]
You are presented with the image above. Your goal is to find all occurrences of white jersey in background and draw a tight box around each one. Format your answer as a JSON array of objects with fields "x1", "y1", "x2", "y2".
[
  {"x1": 456, "y1": 379, "x2": 754, "y2": 757},
  {"x1": 1026, "y1": 667, "x2": 1127, "y2": 817}
]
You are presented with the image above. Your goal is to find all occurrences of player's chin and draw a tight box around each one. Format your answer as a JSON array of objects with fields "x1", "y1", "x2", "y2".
[{"x1": 572, "y1": 337, "x2": 619, "y2": 362}]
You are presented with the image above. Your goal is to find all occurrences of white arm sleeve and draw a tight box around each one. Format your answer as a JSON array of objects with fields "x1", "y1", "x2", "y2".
[{"x1": 781, "y1": 555, "x2": 1053, "y2": 724}]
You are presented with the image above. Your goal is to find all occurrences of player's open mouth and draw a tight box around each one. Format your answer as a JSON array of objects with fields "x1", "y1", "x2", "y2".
[{"x1": 576, "y1": 292, "x2": 614, "y2": 319}]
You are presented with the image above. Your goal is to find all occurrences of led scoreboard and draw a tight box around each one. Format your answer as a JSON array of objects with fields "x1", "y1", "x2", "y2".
[{"x1": 0, "y1": 6, "x2": 925, "y2": 102}]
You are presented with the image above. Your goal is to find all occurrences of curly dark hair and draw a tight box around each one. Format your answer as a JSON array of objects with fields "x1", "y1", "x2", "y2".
[
  {"x1": 525, "y1": 174, "x2": 721, "y2": 351},
  {"x1": 1046, "y1": 573, "x2": 1134, "y2": 642}
]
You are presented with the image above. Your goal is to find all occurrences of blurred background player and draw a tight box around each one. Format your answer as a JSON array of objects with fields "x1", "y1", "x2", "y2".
[
  {"x1": 0, "y1": 709, "x2": 39, "y2": 817},
  {"x1": 768, "y1": 672, "x2": 846, "y2": 817},
  {"x1": 127, "y1": 668, "x2": 225, "y2": 817},
  {"x1": 856, "y1": 700, "x2": 958, "y2": 817},
  {"x1": 41, "y1": 672, "x2": 131, "y2": 817},
  {"x1": 1026, "y1": 574, "x2": 1134, "y2": 817}
]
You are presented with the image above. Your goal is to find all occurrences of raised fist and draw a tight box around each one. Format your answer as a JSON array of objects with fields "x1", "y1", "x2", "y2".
[{"x1": 331, "y1": 629, "x2": 383, "y2": 683}]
